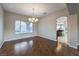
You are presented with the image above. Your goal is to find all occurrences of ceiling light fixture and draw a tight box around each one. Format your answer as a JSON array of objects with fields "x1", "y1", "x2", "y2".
[{"x1": 28, "y1": 8, "x2": 39, "y2": 22}]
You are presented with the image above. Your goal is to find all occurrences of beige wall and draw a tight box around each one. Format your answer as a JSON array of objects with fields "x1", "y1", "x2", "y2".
[
  {"x1": 38, "y1": 8, "x2": 69, "y2": 41},
  {"x1": 0, "y1": 5, "x2": 4, "y2": 48},
  {"x1": 4, "y1": 12, "x2": 38, "y2": 41}
]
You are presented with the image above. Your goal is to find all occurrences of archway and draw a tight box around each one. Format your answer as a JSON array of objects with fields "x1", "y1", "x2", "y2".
[{"x1": 56, "y1": 16, "x2": 68, "y2": 44}]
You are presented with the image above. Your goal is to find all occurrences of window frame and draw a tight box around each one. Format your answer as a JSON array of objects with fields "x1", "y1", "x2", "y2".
[{"x1": 15, "y1": 20, "x2": 33, "y2": 34}]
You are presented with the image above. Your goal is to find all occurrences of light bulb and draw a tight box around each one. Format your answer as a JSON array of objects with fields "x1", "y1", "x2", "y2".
[
  {"x1": 35, "y1": 18, "x2": 38, "y2": 22},
  {"x1": 28, "y1": 18, "x2": 32, "y2": 21},
  {"x1": 32, "y1": 18, "x2": 35, "y2": 20}
]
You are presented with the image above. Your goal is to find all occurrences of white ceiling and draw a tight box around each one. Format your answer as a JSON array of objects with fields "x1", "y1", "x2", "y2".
[{"x1": 1, "y1": 3, "x2": 67, "y2": 18}]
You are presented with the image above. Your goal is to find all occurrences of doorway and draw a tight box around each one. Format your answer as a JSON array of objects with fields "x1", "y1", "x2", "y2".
[{"x1": 56, "y1": 16, "x2": 68, "y2": 44}]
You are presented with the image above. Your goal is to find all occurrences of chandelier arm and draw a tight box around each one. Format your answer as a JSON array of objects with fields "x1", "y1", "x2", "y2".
[{"x1": 28, "y1": 8, "x2": 38, "y2": 22}]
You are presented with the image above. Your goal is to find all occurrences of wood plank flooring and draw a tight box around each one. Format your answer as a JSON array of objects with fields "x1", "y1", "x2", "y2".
[{"x1": 0, "y1": 36, "x2": 79, "y2": 56}]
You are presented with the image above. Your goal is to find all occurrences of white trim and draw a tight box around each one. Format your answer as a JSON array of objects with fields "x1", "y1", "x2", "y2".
[
  {"x1": 38, "y1": 35, "x2": 57, "y2": 41},
  {"x1": 69, "y1": 44, "x2": 77, "y2": 49},
  {"x1": 3, "y1": 35, "x2": 78, "y2": 50},
  {"x1": 0, "y1": 40, "x2": 5, "y2": 48},
  {"x1": 4, "y1": 36, "x2": 38, "y2": 42},
  {"x1": 0, "y1": 36, "x2": 78, "y2": 50},
  {"x1": 0, "y1": 36, "x2": 39, "y2": 48}
]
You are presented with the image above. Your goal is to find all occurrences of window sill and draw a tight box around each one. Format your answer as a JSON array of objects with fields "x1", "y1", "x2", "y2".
[{"x1": 15, "y1": 32, "x2": 33, "y2": 35}]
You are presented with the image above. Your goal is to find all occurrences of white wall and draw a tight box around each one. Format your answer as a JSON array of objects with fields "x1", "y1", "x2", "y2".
[
  {"x1": 77, "y1": 6, "x2": 79, "y2": 47},
  {"x1": 38, "y1": 8, "x2": 69, "y2": 41},
  {"x1": 0, "y1": 5, "x2": 4, "y2": 48},
  {"x1": 38, "y1": 8, "x2": 78, "y2": 49},
  {"x1": 67, "y1": 14, "x2": 78, "y2": 49},
  {"x1": 4, "y1": 11, "x2": 38, "y2": 41}
]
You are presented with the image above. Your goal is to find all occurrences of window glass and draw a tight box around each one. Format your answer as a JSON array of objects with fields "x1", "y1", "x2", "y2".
[
  {"x1": 15, "y1": 20, "x2": 33, "y2": 34},
  {"x1": 21, "y1": 21, "x2": 27, "y2": 33},
  {"x1": 15, "y1": 21, "x2": 21, "y2": 34}
]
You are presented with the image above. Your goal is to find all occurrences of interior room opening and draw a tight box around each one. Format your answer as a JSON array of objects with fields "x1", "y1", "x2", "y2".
[{"x1": 56, "y1": 16, "x2": 68, "y2": 44}]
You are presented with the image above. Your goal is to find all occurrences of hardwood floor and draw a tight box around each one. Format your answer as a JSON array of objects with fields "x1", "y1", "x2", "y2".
[{"x1": 0, "y1": 36, "x2": 79, "y2": 56}]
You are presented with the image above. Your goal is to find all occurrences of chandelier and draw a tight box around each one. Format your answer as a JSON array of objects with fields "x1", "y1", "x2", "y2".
[{"x1": 28, "y1": 8, "x2": 39, "y2": 22}]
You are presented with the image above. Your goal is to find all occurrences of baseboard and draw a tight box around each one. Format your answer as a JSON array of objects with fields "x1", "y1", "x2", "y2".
[
  {"x1": 4, "y1": 36, "x2": 38, "y2": 42},
  {"x1": 69, "y1": 45, "x2": 77, "y2": 49},
  {"x1": 38, "y1": 35, "x2": 56, "y2": 41},
  {"x1": 1, "y1": 36, "x2": 38, "y2": 48},
  {"x1": 4, "y1": 35, "x2": 78, "y2": 50},
  {"x1": 1, "y1": 36, "x2": 78, "y2": 50},
  {"x1": 38, "y1": 36, "x2": 78, "y2": 50},
  {"x1": 0, "y1": 40, "x2": 5, "y2": 48}
]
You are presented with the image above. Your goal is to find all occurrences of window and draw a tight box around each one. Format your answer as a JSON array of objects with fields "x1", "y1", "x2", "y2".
[{"x1": 15, "y1": 20, "x2": 33, "y2": 34}]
